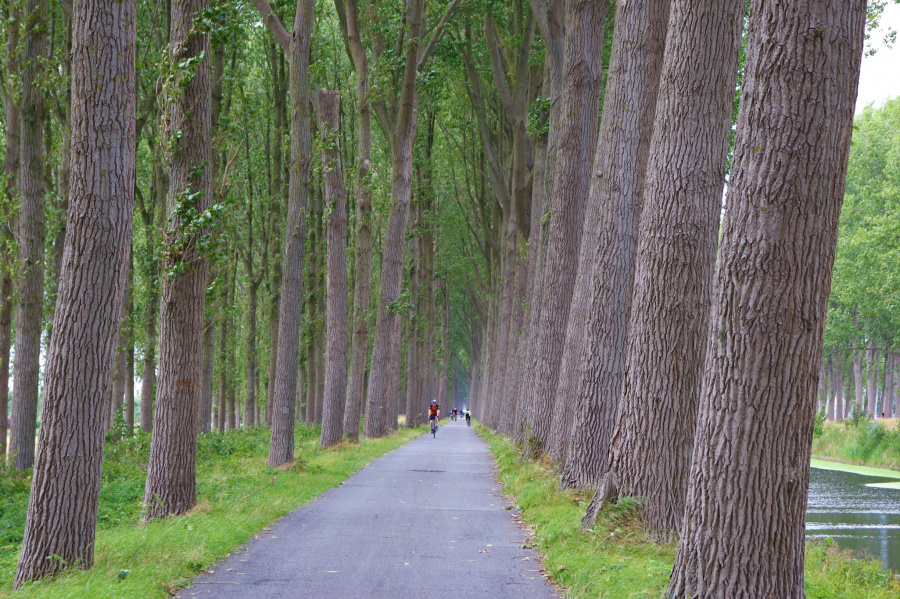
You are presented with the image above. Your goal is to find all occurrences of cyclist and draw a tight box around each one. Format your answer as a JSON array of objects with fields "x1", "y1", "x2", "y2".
[
  {"x1": 464, "y1": 409, "x2": 471, "y2": 426},
  {"x1": 428, "y1": 400, "x2": 440, "y2": 432}
]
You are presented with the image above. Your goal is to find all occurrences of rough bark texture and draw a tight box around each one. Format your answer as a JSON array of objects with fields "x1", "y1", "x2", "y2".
[
  {"x1": 561, "y1": 0, "x2": 670, "y2": 489},
  {"x1": 667, "y1": 0, "x2": 865, "y2": 595},
  {"x1": 853, "y1": 348, "x2": 863, "y2": 413},
  {"x1": 314, "y1": 90, "x2": 349, "y2": 448},
  {"x1": 13, "y1": 0, "x2": 135, "y2": 580},
  {"x1": 10, "y1": 0, "x2": 48, "y2": 472},
  {"x1": 143, "y1": 0, "x2": 212, "y2": 518},
  {"x1": 834, "y1": 350, "x2": 845, "y2": 421},
  {"x1": 266, "y1": 0, "x2": 314, "y2": 466},
  {"x1": 0, "y1": 2, "x2": 19, "y2": 460},
  {"x1": 583, "y1": 0, "x2": 743, "y2": 537},
  {"x1": 867, "y1": 339, "x2": 877, "y2": 416},
  {"x1": 362, "y1": 0, "x2": 423, "y2": 438},
  {"x1": 518, "y1": 0, "x2": 609, "y2": 454},
  {"x1": 198, "y1": 308, "x2": 215, "y2": 434},
  {"x1": 340, "y1": 0, "x2": 373, "y2": 441}
]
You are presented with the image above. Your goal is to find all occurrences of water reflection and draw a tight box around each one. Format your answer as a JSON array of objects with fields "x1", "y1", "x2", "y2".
[{"x1": 807, "y1": 466, "x2": 900, "y2": 572}]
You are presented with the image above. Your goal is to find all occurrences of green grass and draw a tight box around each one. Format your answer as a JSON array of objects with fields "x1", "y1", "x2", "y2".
[
  {"x1": 812, "y1": 418, "x2": 900, "y2": 471},
  {"x1": 0, "y1": 424, "x2": 423, "y2": 598},
  {"x1": 477, "y1": 425, "x2": 900, "y2": 599}
]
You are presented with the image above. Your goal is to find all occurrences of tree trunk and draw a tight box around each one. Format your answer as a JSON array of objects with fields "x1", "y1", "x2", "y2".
[
  {"x1": 825, "y1": 356, "x2": 835, "y2": 421},
  {"x1": 886, "y1": 352, "x2": 896, "y2": 418},
  {"x1": 216, "y1": 284, "x2": 228, "y2": 432},
  {"x1": 125, "y1": 306, "x2": 135, "y2": 434},
  {"x1": 108, "y1": 260, "x2": 132, "y2": 432},
  {"x1": 853, "y1": 348, "x2": 864, "y2": 415},
  {"x1": 362, "y1": 0, "x2": 425, "y2": 438},
  {"x1": 561, "y1": 0, "x2": 671, "y2": 488},
  {"x1": 666, "y1": 0, "x2": 865, "y2": 595},
  {"x1": 519, "y1": 0, "x2": 610, "y2": 454},
  {"x1": 0, "y1": 2, "x2": 20, "y2": 460},
  {"x1": 313, "y1": 90, "x2": 349, "y2": 448},
  {"x1": 267, "y1": 0, "x2": 314, "y2": 465},
  {"x1": 867, "y1": 340, "x2": 877, "y2": 417},
  {"x1": 10, "y1": 0, "x2": 49, "y2": 472},
  {"x1": 582, "y1": 0, "x2": 743, "y2": 538},
  {"x1": 143, "y1": 0, "x2": 212, "y2": 519},
  {"x1": 13, "y1": 0, "x2": 135, "y2": 580},
  {"x1": 834, "y1": 350, "x2": 844, "y2": 422},
  {"x1": 198, "y1": 304, "x2": 215, "y2": 434},
  {"x1": 338, "y1": 0, "x2": 374, "y2": 443}
]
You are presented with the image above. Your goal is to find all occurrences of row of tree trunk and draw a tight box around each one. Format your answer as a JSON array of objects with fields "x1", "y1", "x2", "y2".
[
  {"x1": 822, "y1": 346, "x2": 899, "y2": 420},
  {"x1": 468, "y1": 0, "x2": 867, "y2": 596}
]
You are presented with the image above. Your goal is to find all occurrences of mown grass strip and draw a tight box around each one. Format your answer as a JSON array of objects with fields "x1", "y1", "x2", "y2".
[
  {"x1": 0, "y1": 425, "x2": 423, "y2": 598},
  {"x1": 478, "y1": 424, "x2": 900, "y2": 599}
]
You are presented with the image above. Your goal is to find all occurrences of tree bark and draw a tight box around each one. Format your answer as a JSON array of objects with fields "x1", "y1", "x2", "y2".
[
  {"x1": 867, "y1": 339, "x2": 877, "y2": 417},
  {"x1": 582, "y1": 0, "x2": 743, "y2": 538},
  {"x1": 198, "y1": 305, "x2": 215, "y2": 434},
  {"x1": 13, "y1": 0, "x2": 135, "y2": 580},
  {"x1": 0, "y1": 0, "x2": 20, "y2": 461},
  {"x1": 313, "y1": 90, "x2": 349, "y2": 448},
  {"x1": 826, "y1": 355, "x2": 835, "y2": 421},
  {"x1": 143, "y1": 0, "x2": 212, "y2": 519},
  {"x1": 265, "y1": 0, "x2": 314, "y2": 467},
  {"x1": 666, "y1": 0, "x2": 865, "y2": 595},
  {"x1": 336, "y1": 0, "x2": 374, "y2": 442},
  {"x1": 853, "y1": 348, "x2": 864, "y2": 415},
  {"x1": 10, "y1": 0, "x2": 49, "y2": 472},
  {"x1": 561, "y1": 0, "x2": 670, "y2": 488},
  {"x1": 834, "y1": 350, "x2": 844, "y2": 422},
  {"x1": 519, "y1": 0, "x2": 609, "y2": 454}
]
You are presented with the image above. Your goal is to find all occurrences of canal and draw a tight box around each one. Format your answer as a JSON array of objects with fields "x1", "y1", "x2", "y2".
[{"x1": 807, "y1": 463, "x2": 900, "y2": 572}]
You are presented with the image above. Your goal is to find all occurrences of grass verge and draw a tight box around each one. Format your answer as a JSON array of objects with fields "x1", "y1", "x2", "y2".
[
  {"x1": 0, "y1": 424, "x2": 423, "y2": 598},
  {"x1": 812, "y1": 418, "x2": 900, "y2": 471},
  {"x1": 477, "y1": 424, "x2": 900, "y2": 599}
]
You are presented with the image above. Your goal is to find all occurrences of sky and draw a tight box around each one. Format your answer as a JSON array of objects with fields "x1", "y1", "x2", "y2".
[{"x1": 856, "y1": 4, "x2": 900, "y2": 114}]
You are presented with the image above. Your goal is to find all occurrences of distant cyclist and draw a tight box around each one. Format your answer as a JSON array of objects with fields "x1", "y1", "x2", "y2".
[
  {"x1": 428, "y1": 400, "x2": 440, "y2": 432},
  {"x1": 464, "y1": 409, "x2": 471, "y2": 426}
]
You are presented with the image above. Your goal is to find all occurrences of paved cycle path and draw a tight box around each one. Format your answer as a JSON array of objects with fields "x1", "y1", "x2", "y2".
[{"x1": 178, "y1": 421, "x2": 558, "y2": 599}]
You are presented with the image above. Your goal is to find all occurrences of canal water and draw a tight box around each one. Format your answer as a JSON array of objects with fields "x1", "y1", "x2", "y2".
[{"x1": 807, "y1": 466, "x2": 900, "y2": 571}]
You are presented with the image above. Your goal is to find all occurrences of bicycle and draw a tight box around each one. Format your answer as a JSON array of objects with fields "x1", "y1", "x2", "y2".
[{"x1": 431, "y1": 418, "x2": 438, "y2": 437}]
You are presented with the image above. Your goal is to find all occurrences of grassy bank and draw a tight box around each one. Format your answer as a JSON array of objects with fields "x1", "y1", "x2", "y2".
[
  {"x1": 478, "y1": 425, "x2": 900, "y2": 599},
  {"x1": 0, "y1": 424, "x2": 422, "y2": 598},
  {"x1": 813, "y1": 417, "x2": 900, "y2": 471}
]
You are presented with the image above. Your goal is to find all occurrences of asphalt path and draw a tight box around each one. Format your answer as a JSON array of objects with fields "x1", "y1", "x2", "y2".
[{"x1": 178, "y1": 420, "x2": 558, "y2": 599}]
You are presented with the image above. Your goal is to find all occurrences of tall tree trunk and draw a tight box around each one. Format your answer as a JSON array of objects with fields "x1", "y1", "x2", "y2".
[
  {"x1": 10, "y1": 0, "x2": 49, "y2": 472},
  {"x1": 198, "y1": 304, "x2": 215, "y2": 434},
  {"x1": 560, "y1": 0, "x2": 670, "y2": 488},
  {"x1": 583, "y1": 0, "x2": 743, "y2": 538},
  {"x1": 139, "y1": 160, "x2": 163, "y2": 434},
  {"x1": 217, "y1": 291, "x2": 228, "y2": 432},
  {"x1": 143, "y1": 0, "x2": 212, "y2": 519},
  {"x1": 0, "y1": 1, "x2": 20, "y2": 460},
  {"x1": 886, "y1": 351, "x2": 895, "y2": 418},
  {"x1": 867, "y1": 339, "x2": 877, "y2": 417},
  {"x1": 253, "y1": 0, "x2": 315, "y2": 466},
  {"x1": 362, "y1": 0, "x2": 426, "y2": 438},
  {"x1": 667, "y1": 0, "x2": 865, "y2": 594},
  {"x1": 108, "y1": 258, "x2": 133, "y2": 432},
  {"x1": 520, "y1": 0, "x2": 609, "y2": 453},
  {"x1": 13, "y1": 0, "x2": 135, "y2": 579},
  {"x1": 853, "y1": 348, "x2": 864, "y2": 415},
  {"x1": 835, "y1": 351, "x2": 844, "y2": 422},
  {"x1": 337, "y1": 0, "x2": 374, "y2": 443},
  {"x1": 313, "y1": 90, "x2": 349, "y2": 448},
  {"x1": 826, "y1": 355, "x2": 835, "y2": 421},
  {"x1": 405, "y1": 227, "x2": 420, "y2": 426}
]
